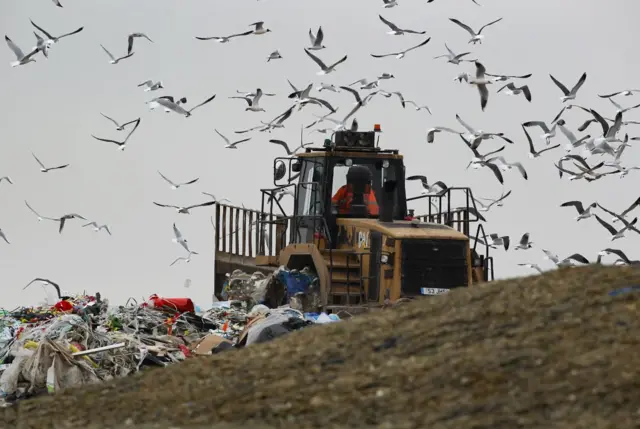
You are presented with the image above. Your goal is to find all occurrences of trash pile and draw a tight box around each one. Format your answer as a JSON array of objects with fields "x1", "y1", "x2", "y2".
[{"x1": 0, "y1": 266, "x2": 338, "y2": 407}]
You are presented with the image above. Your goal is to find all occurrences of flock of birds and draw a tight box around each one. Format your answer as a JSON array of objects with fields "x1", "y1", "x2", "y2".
[{"x1": 2, "y1": 0, "x2": 640, "y2": 301}]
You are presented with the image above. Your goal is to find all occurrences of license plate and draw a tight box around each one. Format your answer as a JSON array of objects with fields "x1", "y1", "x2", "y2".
[{"x1": 420, "y1": 287, "x2": 449, "y2": 295}]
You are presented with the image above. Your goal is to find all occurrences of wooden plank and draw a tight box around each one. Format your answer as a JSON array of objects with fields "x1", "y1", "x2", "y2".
[
  {"x1": 215, "y1": 203, "x2": 221, "y2": 255},
  {"x1": 221, "y1": 205, "x2": 227, "y2": 253},
  {"x1": 275, "y1": 219, "x2": 285, "y2": 256},
  {"x1": 242, "y1": 209, "x2": 247, "y2": 257},
  {"x1": 229, "y1": 207, "x2": 235, "y2": 255},
  {"x1": 248, "y1": 211, "x2": 254, "y2": 257},
  {"x1": 255, "y1": 214, "x2": 262, "y2": 255},
  {"x1": 234, "y1": 207, "x2": 240, "y2": 255}
]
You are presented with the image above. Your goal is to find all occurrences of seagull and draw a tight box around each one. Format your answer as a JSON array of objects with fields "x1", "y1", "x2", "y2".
[
  {"x1": 484, "y1": 72, "x2": 533, "y2": 82},
  {"x1": 172, "y1": 223, "x2": 195, "y2": 253},
  {"x1": 138, "y1": 80, "x2": 164, "y2": 91},
  {"x1": 32, "y1": 153, "x2": 69, "y2": 173},
  {"x1": 433, "y1": 43, "x2": 473, "y2": 64},
  {"x1": 455, "y1": 114, "x2": 514, "y2": 145},
  {"x1": 469, "y1": 61, "x2": 493, "y2": 111},
  {"x1": 0, "y1": 228, "x2": 9, "y2": 244},
  {"x1": 555, "y1": 158, "x2": 605, "y2": 181},
  {"x1": 497, "y1": 83, "x2": 532, "y2": 102},
  {"x1": 588, "y1": 109, "x2": 623, "y2": 144},
  {"x1": 379, "y1": 73, "x2": 395, "y2": 80},
  {"x1": 5, "y1": 35, "x2": 39, "y2": 67},
  {"x1": 100, "y1": 43, "x2": 134, "y2": 64},
  {"x1": 236, "y1": 89, "x2": 276, "y2": 98},
  {"x1": 594, "y1": 215, "x2": 638, "y2": 241},
  {"x1": 382, "y1": 0, "x2": 398, "y2": 7},
  {"x1": 556, "y1": 119, "x2": 591, "y2": 151},
  {"x1": 32, "y1": 32, "x2": 50, "y2": 58},
  {"x1": 473, "y1": 190, "x2": 512, "y2": 212},
  {"x1": 260, "y1": 105, "x2": 300, "y2": 132},
  {"x1": 370, "y1": 37, "x2": 430, "y2": 59},
  {"x1": 517, "y1": 263, "x2": 543, "y2": 274},
  {"x1": 202, "y1": 193, "x2": 230, "y2": 204},
  {"x1": 378, "y1": 15, "x2": 426, "y2": 35},
  {"x1": 29, "y1": 20, "x2": 83, "y2": 45},
  {"x1": 249, "y1": 22, "x2": 272, "y2": 35},
  {"x1": 313, "y1": 90, "x2": 362, "y2": 131},
  {"x1": 449, "y1": 17, "x2": 503, "y2": 44},
  {"x1": 522, "y1": 120, "x2": 560, "y2": 145},
  {"x1": 153, "y1": 200, "x2": 216, "y2": 214},
  {"x1": 149, "y1": 93, "x2": 216, "y2": 117},
  {"x1": 158, "y1": 171, "x2": 199, "y2": 190},
  {"x1": 514, "y1": 233, "x2": 533, "y2": 250},
  {"x1": 269, "y1": 139, "x2": 311, "y2": 157},
  {"x1": 195, "y1": 30, "x2": 253, "y2": 43},
  {"x1": 461, "y1": 138, "x2": 505, "y2": 170},
  {"x1": 521, "y1": 125, "x2": 559, "y2": 159},
  {"x1": 598, "y1": 90, "x2": 640, "y2": 99},
  {"x1": 560, "y1": 200, "x2": 597, "y2": 221},
  {"x1": 304, "y1": 49, "x2": 347, "y2": 75},
  {"x1": 82, "y1": 222, "x2": 112, "y2": 235},
  {"x1": 598, "y1": 248, "x2": 640, "y2": 265},
  {"x1": 478, "y1": 233, "x2": 510, "y2": 250},
  {"x1": 426, "y1": 126, "x2": 462, "y2": 143},
  {"x1": 99, "y1": 113, "x2": 139, "y2": 131},
  {"x1": 215, "y1": 129, "x2": 251, "y2": 149},
  {"x1": 402, "y1": 100, "x2": 431, "y2": 113},
  {"x1": 0, "y1": 176, "x2": 14, "y2": 185},
  {"x1": 316, "y1": 83, "x2": 338, "y2": 93},
  {"x1": 406, "y1": 175, "x2": 448, "y2": 195},
  {"x1": 25, "y1": 200, "x2": 56, "y2": 222},
  {"x1": 267, "y1": 50, "x2": 282, "y2": 62},
  {"x1": 242, "y1": 88, "x2": 265, "y2": 112},
  {"x1": 23, "y1": 278, "x2": 63, "y2": 300},
  {"x1": 54, "y1": 213, "x2": 87, "y2": 234},
  {"x1": 549, "y1": 72, "x2": 587, "y2": 102},
  {"x1": 597, "y1": 202, "x2": 640, "y2": 230},
  {"x1": 542, "y1": 249, "x2": 590, "y2": 267},
  {"x1": 91, "y1": 118, "x2": 141, "y2": 151},
  {"x1": 485, "y1": 156, "x2": 528, "y2": 180},
  {"x1": 308, "y1": 27, "x2": 326, "y2": 50},
  {"x1": 349, "y1": 78, "x2": 379, "y2": 90},
  {"x1": 127, "y1": 33, "x2": 153, "y2": 55},
  {"x1": 170, "y1": 251, "x2": 198, "y2": 267}
]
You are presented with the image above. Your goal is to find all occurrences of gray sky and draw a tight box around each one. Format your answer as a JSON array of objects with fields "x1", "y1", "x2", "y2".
[{"x1": 1, "y1": 0, "x2": 639, "y2": 309}]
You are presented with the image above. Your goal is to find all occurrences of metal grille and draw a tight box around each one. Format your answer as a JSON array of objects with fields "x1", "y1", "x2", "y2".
[{"x1": 401, "y1": 239, "x2": 468, "y2": 295}]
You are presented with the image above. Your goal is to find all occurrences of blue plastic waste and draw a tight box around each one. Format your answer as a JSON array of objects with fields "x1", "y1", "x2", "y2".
[
  {"x1": 276, "y1": 270, "x2": 315, "y2": 298},
  {"x1": 608, "y1": 285, "x2": 640, "y2": 297}
]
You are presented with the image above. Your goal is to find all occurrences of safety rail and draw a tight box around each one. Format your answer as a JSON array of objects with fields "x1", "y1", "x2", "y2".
[
  {"x1": 214, "y1": 202, "x2": 289, "y2": 259},
  {"x1": 408, "y1": 187, "x2": 482, "y2": 237},
  {"x1": 471, "y1": 223, "x2": 495, "y2": 281}
]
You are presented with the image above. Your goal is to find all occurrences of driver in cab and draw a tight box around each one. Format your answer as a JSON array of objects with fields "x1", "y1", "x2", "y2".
[{"x1": 331, "y1": 165, "x2": 379, "y2": 216}]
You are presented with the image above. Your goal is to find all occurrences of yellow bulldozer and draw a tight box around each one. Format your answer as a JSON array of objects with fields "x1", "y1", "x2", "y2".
[{"x1": 213, "y1": 124, "x2": 495, "y2": 312}]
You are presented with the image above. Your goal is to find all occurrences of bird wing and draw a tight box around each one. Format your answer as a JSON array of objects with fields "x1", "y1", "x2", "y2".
[
  {"x1": 403, "y1": 37, "x2": 430, "y2": 54},
  {"x1": 29, "y1": 20, "x2": 54, "y2": 40},
  {"x1": 598, "y1": 91, "x2": 622, "y2": 99},
  {"x1": 187, "y1": 93, "x2": 216, "y2": 114},
  {"x1": 459, "y1": 135, "x2": 481, "y2": 158},
  {"x1": 127, "y1": 35, "x2": 135, "y2": 54},
  {"x1": 621, "y1": 197, "x2": 640, "y2": 217},
  {"x1": 588, "y1": 109, "x2": 610, "y2": 136},
  {"x1": 32, "y1": 153, "x2": 46, "y2": 169},
  {"x1": 231, "y1": 138, "x2": 251, "y2": 146},
  {"x1": 560, "y1": 200, "x2": 585, "y2": 213},
  {"x1": 269, "y1": 139, "x2": 292, "y2": 155},
  {"x1": 153, "y1": 202, "x2": 179, "y2": 209},
  {"x1": 173, "y1": 222, "x2": 183, "y2": 240},
  {"x1": 455, "y1": 114, "x2": 476, "y2": 134},
  {"x1": 215, "y1": 129, "x2": 230, "y2": 145},
  {"x1": 122, "y1": 118, "x2": 141, "y2": 142},
  {"x1": 370, "y1": 52, "x2": 398, "y2": 58},
  {"x1": 56, "y1": 27, "x2": 84, "y2": 40},
  {"x1": 478, "y1": 84, "x2": 489, "y2": 111},
  {"x1": 483, "y1": 162, "x2": 504, "y2": 184},
  {"x1": 100, "y1": 44, "x2": 115, "y2": 61},
  {"x1": 477, "y1": 17, "x2": 503, "y2": 34},
  {"x1": 304, "y1": 48, "x2": 328, "y2": 70},
  {"x1": 602, "y1": 248, "x2": 630, "y2": 263},
  {"x1": 327, "y1": 54, "x2": 348, "y2": 70},
  {"x1": 379, "y1": 15, "x2": 401, "y2": 32},
  {"x1": 158, "y1": 171, "x2": 176, "y2": 187},
  {"x1": 536, "y1": 144, "x2": 560, "y2": 155},
  {"x1": 229, "y1": 30, "x2": 253, "y2": 38},
  {"x1": 549, "y1": 74, "x2": 570, "y2": 96},
  {"x1": 5, "y1": 35, "x2": 26, "y2": 59},
  {"x1": 100, "y1": 112, "x2": 120, "y2": 127},
  {"x1": 91, "y1": 135, "x2": 122, "y2": 145},
  {"x1": 521, "y1": 125, "x2": 537, "y2": 155},
  {"x1": 449, "y1": 18, "x2": 476, "y2": 36},
  {"x1": 474, "y1": 61, "x2": 487, "y2": 79},
  {"x1": 186, "y1": 200, "x2": 217, "y2": 210},
  {"x1": 570, "y1": 72, "x2": 587, "y2": 94},
  {"x1": 315, "y1": 26, "x2": 324, "y2": 45},
  {"x1": 565, "y1": 253, "x2": 589, "y2": 264},
  {"x1": 339, "y1": 86, "x2": 362, "y2": 104}
]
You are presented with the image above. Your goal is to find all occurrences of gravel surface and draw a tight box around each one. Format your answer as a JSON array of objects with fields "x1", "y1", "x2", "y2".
[{"x1": 2, "y1": 265, "x2": 640, "y2": 429}]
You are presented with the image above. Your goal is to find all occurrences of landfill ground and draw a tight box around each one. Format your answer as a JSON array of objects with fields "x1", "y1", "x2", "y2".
[{"x1": 3, "y1": 265, "x2": 640, "y2": 429}]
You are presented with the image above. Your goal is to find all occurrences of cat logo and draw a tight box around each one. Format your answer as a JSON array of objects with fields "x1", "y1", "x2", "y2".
[{"x1": 357, "y1": 231, "x2": 370, "y2": 248}]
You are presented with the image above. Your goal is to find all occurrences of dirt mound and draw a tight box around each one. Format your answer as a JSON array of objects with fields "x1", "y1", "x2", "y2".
[{"x1": 3, "y1": 265, "x2": 640, "y2": 429}]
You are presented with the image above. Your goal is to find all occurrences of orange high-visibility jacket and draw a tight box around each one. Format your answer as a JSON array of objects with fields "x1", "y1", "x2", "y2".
[{"x1": 331, "y1": 184, "x2": 379, "y2": 216}]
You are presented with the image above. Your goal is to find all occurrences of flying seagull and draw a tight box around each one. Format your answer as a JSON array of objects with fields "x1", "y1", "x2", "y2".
[
  {"x1": 370, "y1": 37, "x2": 430, "y2": 59},
  {"x1": 138, "y1": 80, "x2": 164, "y2": 91},
  {"x1": 426, "y1": 126, "x2": 463, "y2": 144},
  {"x1": 598, "y1": 248, "x2": 640, "y2": 265},
  {"x1": 158, "y1": 171, "x2": 199, "y2": 190},
  {"x1": 594, "y1": 215, "x2": 638, "y2": 241},
  {"x1": 100, "y1": 43, "x2": 134, "y2": 64},
  {"x1": 82, "y1": 222, "x2": 112, "y2": 235},
  {"x1": 473, "y1": 190, "x2": 512, "y2": 212},
  {"x1": 406, "y1": 175, "x2": 448, "y2": 195},
  {"x1": 598, "y1": 90, "x2": 640, "y2": 99},
  {"x1": 240, "y1": 88, "x2": 265, "y2": 112},
  {"x1": 127, "y1": 32, "x2": 153, "y2": 55},
  {"x1": 521, "y1": 125, "x2": 559, "y2": 158},
  {"x1": 0, "y1": 176, "x2": 14, "y2": 185},
  {"x1": 153, "y1": 200, "x2": 216, "y2": 214},
  {"x1": 497, "y1": 83, "x2": 532, "y2": 102},
  {"x1": 514, "y1": 233, "x2": 533, "y2": 250},
  {"x1": 5, "y1": 35, "x2": 39, "y2": 67},
  {"x1": 195, "y1": 30, "x2": 252, "y2": 43},
  {"x1": 469, "y1": 61, "x2": 493, "y2": 111},
  {"x1": 484, "y1": 72, "x2": 532, "y2": 82},
  {"x1": 549, "y1": 72, "x2": 587, "y2": 102},
  {"x1": 560, "y1": 200, "x2": 597, "y2": 221},
  {"x1": 517, "y1": 263, "x2": 543, "y2": 274},
  {"x1": 485, "y1": 156, "x2": 528, "y2": 180},
  {"x1": 249, "y1": 22, "x2": 272, "y2": 35},
  {"x1": 100, "y1": 113, "x2": 139, "y2": 131},
  {"x1": 308, "y1": 27, "x2": 326, "y2": 50},
  {"x1": 33, "y1": 32, "x2": 50, "y2": 58},
  {"x1": 172, "y1": 223, "x2": 195, "y2": 253},
  {"x1": 149, "y1": 94, "x2": 216, "y2": 117},
  {"x1": 170, "y1": 251, "x2": 197, "y2": 267},
  {"x1": 382, "y1": 0, "x2": 398, "y2": 7},
  {"x1": 29, "y1": 20, "x2": 83, "y2": 45},
  {"x1": 522, "y1": 119, "x2": 560, "y2": 145},
  {"x1": 202, "y1": 193, "x2": 230, "y2": 204},
  {"x1": 378, "y1": 15, "x2": 426, "y2": 35},
  {"x1": 23, "y1": 278, "x2": 63, "y2": 300},
  {"x1": 53, "y1": 213, "x2": 87, "y2": 234},
  {"x1": 268, "y1": 139, "x2": 310, "y2": 156},
  {"x1": 433, "y1": 43, "x2": 473, "y2": 64},
  {"x1": 449, "y1": 17, "x2": 503, "y2": 44},
  {"x1": 267, "y1": 50, "x2": 282, "y2": 62},
  {"x1": 304, "y1": 49, "x2": 347, "y2": 75},
  {"x1": 91, "y1": 118, "x2": 141, "y2": 151},
  {"x1": 478, "y1": 233, "x2": 510, "y2": 250},
  {"x1": 32, "y1": 153, "x2": 69, "y2": 172},
  {"x1": 215, "y1": 129, "x2": 251, "y2": 149}
]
